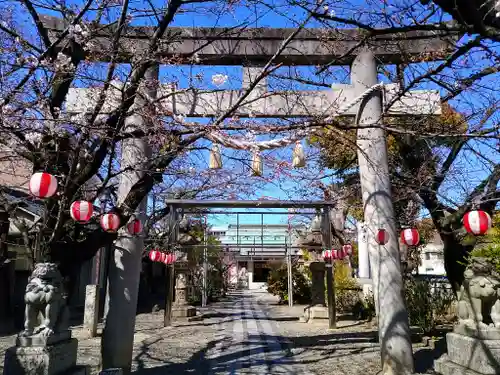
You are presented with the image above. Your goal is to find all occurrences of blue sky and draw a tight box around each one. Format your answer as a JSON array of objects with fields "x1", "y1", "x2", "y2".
[
  {"x1": 148, "y1": 0, "x2": 498, "y2": 225},
  {"x1": 11, "y1": 0, "x2": 498, "y2": 226}
]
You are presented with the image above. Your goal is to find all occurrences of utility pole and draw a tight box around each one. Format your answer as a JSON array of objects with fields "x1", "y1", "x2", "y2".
[
  {"x1": 202, "y1": 215, "x2": 208, "y2": 307},
  {"x1": 353, "y1": 51, "x2": 413, "y2": 374},
  {"x1": 322, "y1": 206, "x2": 335, "y2": 329}
]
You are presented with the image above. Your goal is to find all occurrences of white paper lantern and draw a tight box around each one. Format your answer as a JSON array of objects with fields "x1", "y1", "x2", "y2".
[
  {"x1": 292, "y1": 141, "x2": 306, "y2": 168},
  {"x1": 29, "y1": 172, "x2": 58, "y2": 198},
  {"x1": 100, "y1": 213, "x2": 120, "y2": 232},
  {"x1": 463, "y1": 210, "x2": 492, "y2": 236},
  {"x1": 251, "y1": 150, "x2": 263, "y2": 176},
  {"x1": 209, "y1": 144, "x2": 222, "y2": 169},
  {"x1": 70, "y1": 200, "x2": 93, "y2": 223}
]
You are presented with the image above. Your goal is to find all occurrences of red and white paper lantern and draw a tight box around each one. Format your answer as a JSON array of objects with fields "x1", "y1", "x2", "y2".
[
  {"x1": 342, "y1": 244, "x2": 353, "y2": 256},
  {"x1": 100, "y1": 213, "x2": 120, "y2": 232},
  {"x1": 463, "y1": 210, "x2": 492, "y2": 236},
  {"x1": 70, "y1": 200, "x2": 93, "y2": 223},
  {"x1": 322, "y1": 249, "x2": 332, "y2": 260},
  {"x1": 376, "y1": 229, "x2": 390, "y2": 245},
  {"x1": 149, "y1": 250, "x2": 163, "y2": 262},
  {"x1": 29, "y1": 172, "x2": 58, "y2": 198},
  {"x1": 164, "y1": 253, "x2": 176, "y2": 265},
  {"x1": 127, "y1": 219, "x2": 143, "y2": 235},
  {"x1": 331, "y1": 249, "x2": 339, "y2": 260},
  {"x1": 400, "y1": 228, "x2": 420, "y2": 246},
  {"x1": 336, "y1": 248, "x2": 343, "y2": 260}
]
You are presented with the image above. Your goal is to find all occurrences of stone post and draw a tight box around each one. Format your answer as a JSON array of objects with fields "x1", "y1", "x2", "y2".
[
  {"x1": 101, "y1": 64, "x2": 159, "y2": 373},
  {"x1": 353, "y1": 51, "x2": 413, "y2": 374},
  {"x1": 83, "y1": 284, "x2": 99, "y2": 338}
]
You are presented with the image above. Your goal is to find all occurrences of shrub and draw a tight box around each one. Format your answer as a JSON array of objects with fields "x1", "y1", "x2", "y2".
[
  {"x1": 404, "y1": 276, "x2": 433, "y2": 332},
  {"x1": 330, "y1": 261, "x2": 362, "y2": 313},
  {"x1": 351, "y1": 292, "x2": 376, "y2": 321},
  {"x1": 267, "y1": 264, "x2": 311, "y2": 304},
  {"x1": 188, "y1": 268, "x2": 225, "y2": 305},
  {"x1": 403, "y1": 275, "x2": 456, "y2": 333}
]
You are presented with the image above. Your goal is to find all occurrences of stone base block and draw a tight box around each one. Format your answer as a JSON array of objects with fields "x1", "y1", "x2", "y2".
[
  {"x1": 442, "y1": 333, "x2": 500, "y2": 374},
  {"x1": 3, "y1": 338, "x2": 78, "y2": 375},
  {"x1": 63, "y1": 365, "x2": 90, "y2": 375},
  {"x1": 99, "y1": 369, "x2": 123, "y2": 375},
  {"x1": 187, "y1": 313, "x2": 205, "y2": 322},
  {"x1": 300, "y1": 305, "x2": 329, "y2": 322},
  {"x1": 172, "y1": 305, "x2": 196, "y2": 318},
  {"x1": 16, "y1": 330, "x2": 72, "y2": 347},
  {"x1": 454, "y1": 325, "x2": 500, "y2": 340},
  {"x1": 435, "y1": 355, "x2": 484, "y2": 375}
]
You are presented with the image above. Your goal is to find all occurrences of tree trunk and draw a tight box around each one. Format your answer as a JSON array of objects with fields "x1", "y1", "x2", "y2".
[{"x1": 442, "y1": 234, "x2": 473, "y2": 294}]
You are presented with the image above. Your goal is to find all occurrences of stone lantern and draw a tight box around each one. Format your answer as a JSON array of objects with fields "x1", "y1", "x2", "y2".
[
  {"x1": 172, "y1": 214, "x2": 200, "y2": 319},
  {"x1": 297, "y1": 210, "x2": 329, "y2": 322}
]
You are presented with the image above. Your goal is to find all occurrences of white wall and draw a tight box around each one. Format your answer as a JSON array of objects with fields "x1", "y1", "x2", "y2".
[{"x1": 418, "y1": 244, "x2": 446, "y2": 275}]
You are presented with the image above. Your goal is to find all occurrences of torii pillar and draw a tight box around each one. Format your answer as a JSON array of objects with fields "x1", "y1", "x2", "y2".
[
  {"x1": 101, "y1": 64, "x2": 159, "y2": 373},
  {"x1": 353, "y1": 51, "x2": 414, "y2": 374}
]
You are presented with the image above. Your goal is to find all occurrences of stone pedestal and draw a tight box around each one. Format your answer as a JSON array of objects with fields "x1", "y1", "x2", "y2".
[
  {"x1": 3, "y1": 337, "x2": 80, "y2": 375},
  {"x1": 309, "y1": 261, "x2": 326, "y2": 306},
  {"x1": 83, "y1": 284, "x2": 99, "y2": 338},
  {"x1": 300, "y1": 262, "x2": 327, "y2": 322},
  {"x1": 172, "y1": 271, "x2": 196, "y2": 319},
  {"x1": 435, "y1": 333, "x2": 500, "y2": 375},
  {"x1": 300, "y1": 305, "x2": 329, "y2": 322}
]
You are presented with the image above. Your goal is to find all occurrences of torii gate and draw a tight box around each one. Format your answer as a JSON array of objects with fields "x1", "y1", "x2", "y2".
[{"x1": 42, "y1": 14, "x2": 456, "y2": 374}]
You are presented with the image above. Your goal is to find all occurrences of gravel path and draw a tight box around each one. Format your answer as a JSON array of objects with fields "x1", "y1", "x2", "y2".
[{"x1": 0, "y1": 290, "x2": 442, "y2": 374}]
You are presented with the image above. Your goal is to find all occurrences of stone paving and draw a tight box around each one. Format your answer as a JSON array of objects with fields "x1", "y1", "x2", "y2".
[{"x1": 0, "y1": 290, "x2": 442, "y2": 374}]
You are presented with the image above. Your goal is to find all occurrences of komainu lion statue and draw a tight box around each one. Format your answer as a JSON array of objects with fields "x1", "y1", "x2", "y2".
[
  {"x1": 20, "y1": 262, "x2": 69, "y2": 337},
  {"x1": 457, "y1": 257, "x2": 500, "y2": 329}
]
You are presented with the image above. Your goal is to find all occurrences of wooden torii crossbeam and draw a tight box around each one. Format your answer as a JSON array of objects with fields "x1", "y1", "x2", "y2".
[{"x1": 40, "y1": 15, "x2": 458, "y2": 66}]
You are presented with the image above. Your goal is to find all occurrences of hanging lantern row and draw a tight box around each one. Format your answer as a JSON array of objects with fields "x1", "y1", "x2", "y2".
[
  {"x1": 463, "y1": 210, "x2": 492, "y2": 236},
  {"x1": 322, "y1": 244, "x2": 353, "y2": 261},
  {"x1": 29, "y1": 173, "x2": 145, "y2": 235},
  {"x1": 148, "y1": 250, "x2": 176, "y2": 265},
  {"x1": 343, "y1": 244, "x2": 353, "y2": 256},
  {"x1": 208, "y1": 141, "x2": 307, "y2": 175},
  {"x1": 378, "y1": 228, "x2": 421, "y2": 246}
]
